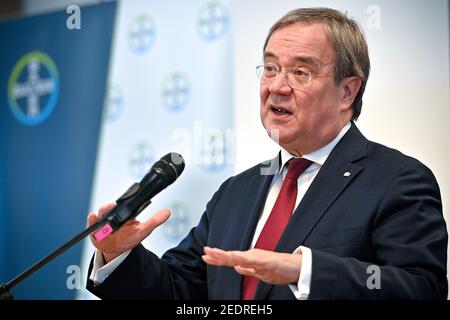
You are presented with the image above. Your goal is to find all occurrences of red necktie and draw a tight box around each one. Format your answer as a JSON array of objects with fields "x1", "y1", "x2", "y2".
[{"x1": 241, "y1": 158, "x2": 312, "y2": 300}]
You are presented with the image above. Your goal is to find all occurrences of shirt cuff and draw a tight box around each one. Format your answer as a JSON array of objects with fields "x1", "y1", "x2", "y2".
[
  {"x1": 89, "y1": 249, "x2": 132, "y2": 284},
  {"x1": 288, "y1": 246, "x2": 312, "y2": 300}
]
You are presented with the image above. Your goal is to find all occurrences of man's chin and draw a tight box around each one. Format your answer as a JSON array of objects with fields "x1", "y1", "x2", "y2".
[{"x1": 265, "y1": 128, "x2": 291, "y2": 145}]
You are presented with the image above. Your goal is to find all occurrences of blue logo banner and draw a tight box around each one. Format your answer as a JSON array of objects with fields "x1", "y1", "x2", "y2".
[{"x1": 0, "y1": 2, "x2": 116, "y2": 299}]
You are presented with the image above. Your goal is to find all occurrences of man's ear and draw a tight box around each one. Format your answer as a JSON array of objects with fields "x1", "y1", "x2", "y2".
[{"x1": 339, "y1": 76, "x2": 362, "y2": 110}]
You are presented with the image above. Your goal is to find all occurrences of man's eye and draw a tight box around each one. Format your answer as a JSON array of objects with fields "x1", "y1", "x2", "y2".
[
  {"x1": 264, "y1": 65, "x2": 276, "y2": 72},
  {"x1": 293, "y1": 68, "x2": 309, "y2": 77}
]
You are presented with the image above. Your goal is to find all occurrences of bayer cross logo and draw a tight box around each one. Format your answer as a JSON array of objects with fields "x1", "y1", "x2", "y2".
[
  {"x1": 197, "y1": 0, "x2": 229, "y2": 41},
  {"x1": 129, "y1": 142, "x2": 155, "y2": 179},
  {"x1": 128, "y1": 15, "x2": 157, "y2": 54},
  {"x1": 163, "y1": 202, "x2": 190, "y2": 241},
  {"x1": 8, "y1": 52, "x2": 59, "y2": 126},
  {"x1": 104, "y1": 83, "x2": 123, "y2": 123},
  {"x1": 199, "y1": 130, "x2": 227, "y2": 172},
  {"x1": 162, "y1": 72, "x2": 190, "y2": 112}
]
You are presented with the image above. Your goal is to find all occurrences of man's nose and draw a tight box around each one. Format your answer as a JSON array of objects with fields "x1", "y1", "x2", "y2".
[{"x1": 268, "y1": 72, "x2": 292, "y2": 94}]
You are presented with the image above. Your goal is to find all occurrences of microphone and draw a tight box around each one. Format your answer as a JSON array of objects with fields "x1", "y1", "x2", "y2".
[{"x1": 93, "y1": 152, "x2": 185, "y2": 241}]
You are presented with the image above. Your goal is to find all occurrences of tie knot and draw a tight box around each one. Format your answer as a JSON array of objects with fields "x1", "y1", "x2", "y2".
[{"x1": 286, "y1": 158, "x2": 312, "y2": 180}]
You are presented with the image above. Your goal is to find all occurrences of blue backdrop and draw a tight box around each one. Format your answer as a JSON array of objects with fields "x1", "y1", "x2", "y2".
[{"x1": 0, "y1": 2, "x2": 116, "y2": 299}]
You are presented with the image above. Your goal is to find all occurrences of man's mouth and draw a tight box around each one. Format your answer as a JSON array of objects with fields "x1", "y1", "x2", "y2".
[{"x1": 271, "y1": 106, "x2": 291, "y2": 116}]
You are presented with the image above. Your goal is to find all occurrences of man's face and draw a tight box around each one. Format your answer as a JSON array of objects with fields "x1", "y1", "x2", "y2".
[{"x1": 260, "y1": 22, "x2": 353, "y2": 155}]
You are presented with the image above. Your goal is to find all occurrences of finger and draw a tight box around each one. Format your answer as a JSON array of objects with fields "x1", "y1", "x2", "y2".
[
  {"x1": 98, "y1": 202, "x2": 116, "y2": 218},
  {"x1": 228, "y1": 251, "x2": 256, "y2": 267},
  {"x1": 202, "y1": 249, "x2": 238, "y2": 265},
  {"x1": 87, "y1": 212, "x2": 99, "y2": 227},
  {"x1": 202, "y1": 254, "x2": 241, "y2": 267},
  {"x1": 204, "y1": 246, "x2": 230, "y2": 257},
  {"x1": 203, "y1": 247, "x2": 242, "y2": 267},
  {"x1": 207, "y1": 248, "x2": 255, "y2": 267},
  {"x1": 203, "y1": 247, "x2": 230, "y2": 263},
  {"x1": 202, "y1": 255, "x2": 223, "y2": 266},
  {"x1": 140, "y1": 208, "x2": 171, "y2": 237},
  {"x1": 231, "y1": 249, "x2": 272, "y2": 269},
  {"x1": 203, "y1": 248, "x2": 229, "y2": 266},
  {"x1": 234, "y1": 265, "x2": 256, "y2": 277},
  {"x1": 87, "y1": 213, "x2": 101, "y2": 245}
]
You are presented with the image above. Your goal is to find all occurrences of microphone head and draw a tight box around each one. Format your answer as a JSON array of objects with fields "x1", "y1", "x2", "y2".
[{"x1": 152, "y1": 152, "x2": 185, "y2": 185}]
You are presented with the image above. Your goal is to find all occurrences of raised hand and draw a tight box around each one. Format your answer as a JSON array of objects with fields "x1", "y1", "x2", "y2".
[
  {"x1": 87, "y1": 203, "x2": 171, "y2": 263},
  {"x1": 202, "y1": 247, "x2": 302, "y2": 285}
]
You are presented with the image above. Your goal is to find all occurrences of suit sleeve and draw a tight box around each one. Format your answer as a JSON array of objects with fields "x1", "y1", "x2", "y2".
[
  {"x1": 309, "y1": 159, "x2": 448, "y2": 299},
  {"x1": 86, "y1": 178, "x2": 231, "y2": 300}
]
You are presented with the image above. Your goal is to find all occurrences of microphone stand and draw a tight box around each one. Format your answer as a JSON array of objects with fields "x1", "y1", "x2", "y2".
[{"x1": 0, "y1": 219, "x2": 108, "y2": 300}]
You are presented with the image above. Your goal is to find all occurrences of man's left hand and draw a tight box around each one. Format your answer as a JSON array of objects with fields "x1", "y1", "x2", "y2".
[{"x1": 202, "y1": 247, "x2": 302, "y2": 285}]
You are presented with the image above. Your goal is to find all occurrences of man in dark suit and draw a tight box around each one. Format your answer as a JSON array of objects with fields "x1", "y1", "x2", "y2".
[{"x1": 86, "y1": 7, "x2": 447, "y2": 299}]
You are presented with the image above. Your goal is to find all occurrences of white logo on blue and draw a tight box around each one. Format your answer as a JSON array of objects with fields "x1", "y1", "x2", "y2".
[
  {"x1": 128, "y1": 15, "x2": 157, "y2": 54},
  {"x1": 163, "y1": 202, "x2": 190, "y2": 241},
  {"x1": 199, "y1": 130, "x2": 227, "y2": 172},
  {"x1": 8, "y1": 52, "x2": 59, "y2": 126},
  {"x1": 129, "y1": 142, "x2": 155, "y2": 179},
  {"x1": 162, "y1": 72, "x2": 190, "y2": 112},
  {"x1": 104, "y1": 83, "x2": 124, "y2": 123},
  {"x1": 197, "y1": 0, "x2": 229, "y2": 42}
]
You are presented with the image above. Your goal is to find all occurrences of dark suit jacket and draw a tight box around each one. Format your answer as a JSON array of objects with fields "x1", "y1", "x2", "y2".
[{"x1": 87, "y1": 123, "x2": 448, "y2": 299}]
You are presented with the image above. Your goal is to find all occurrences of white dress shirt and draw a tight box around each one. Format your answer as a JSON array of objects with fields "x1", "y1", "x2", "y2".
[{"x1": 91, "y1": 122, "x2": 352, "y2": 299}]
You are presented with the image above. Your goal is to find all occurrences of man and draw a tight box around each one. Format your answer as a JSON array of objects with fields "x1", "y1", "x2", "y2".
[{"x1": 86, "y1": 7, "x2": 448, "y2": 299}]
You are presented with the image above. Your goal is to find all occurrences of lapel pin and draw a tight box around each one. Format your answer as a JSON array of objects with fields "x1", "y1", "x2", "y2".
[{"x1": 343, "y1": 171, "x2": 351, "y2": 177}]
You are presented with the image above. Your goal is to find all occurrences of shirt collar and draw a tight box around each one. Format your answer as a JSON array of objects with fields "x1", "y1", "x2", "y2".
[{"x1": 279, "y1": 121, "x2": 351, "y2": 171}]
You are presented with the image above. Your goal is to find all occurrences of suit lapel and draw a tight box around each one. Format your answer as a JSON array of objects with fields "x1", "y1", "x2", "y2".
[
  {"x1": 279, "y1": 162, "x2": 363, "y2": 250},
  {"x1": 254, "y1": 123, "x2": 368, "y2": 300}
]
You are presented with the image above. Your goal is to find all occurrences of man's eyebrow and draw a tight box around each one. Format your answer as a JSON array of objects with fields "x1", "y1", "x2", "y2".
[
  {"x1": 263, "y1": 52, "x2": 321, "y2": 67},
  {"x1": 293, "y1": 56, "x2": 321, "y2": 67},
  {"x1": 263, "y1": 52, "x2": 278, "y2": 60}
]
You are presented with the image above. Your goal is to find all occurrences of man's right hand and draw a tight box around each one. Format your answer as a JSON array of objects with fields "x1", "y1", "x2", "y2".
[{"x1": 87, "y1": 203, "x2": 171, "y2": 263}]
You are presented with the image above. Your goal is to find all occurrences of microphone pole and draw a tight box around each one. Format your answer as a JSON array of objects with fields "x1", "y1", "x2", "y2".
[
  {"x1": 0, "y1": 152, "x2": 185, "y2": 300},
  {"x1": 0, "y1": 217, "x2": 114, "y2": 300}
]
